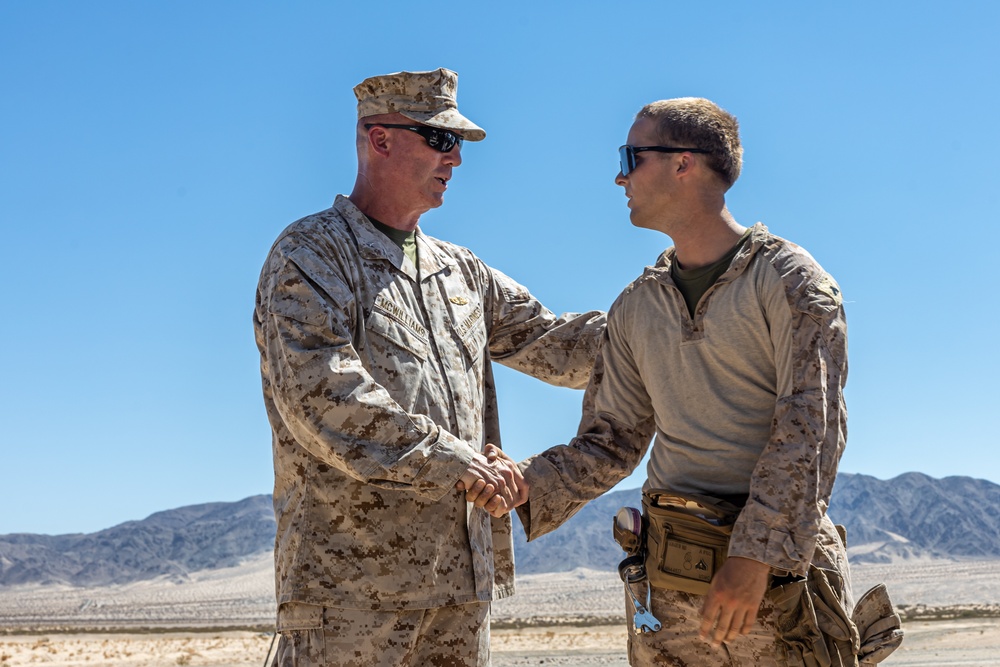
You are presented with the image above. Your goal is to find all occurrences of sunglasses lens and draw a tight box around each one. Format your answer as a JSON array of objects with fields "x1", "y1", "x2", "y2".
[
  {"x1": 441, "y1": 131, "x2": 461, "y2": 152},
  {"x1": 437, "y1": 132, "x2": 455, "y2": 152},
  {"x1": 619, "y1": 146, "x2": 634, "y2": 176},
  {"x1": 422, "y1": 128, "x2": 461, "y2": 153}
]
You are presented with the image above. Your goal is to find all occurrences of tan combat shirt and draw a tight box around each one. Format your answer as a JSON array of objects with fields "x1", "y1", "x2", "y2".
[
  {"x1": 520, "y1": 224, "x2": 849, "y2": 578},
  {"x1": 254, "y1": 196, "x2": 604, "y2": 610}
]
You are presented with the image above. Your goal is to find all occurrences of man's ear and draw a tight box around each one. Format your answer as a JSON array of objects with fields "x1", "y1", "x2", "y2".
[
  {"x1": 674, "y1": 152, "x2": 694, "y2": 176},
  {"x1": 367, "y1": 125, "x2": 392, "y2": 157}
]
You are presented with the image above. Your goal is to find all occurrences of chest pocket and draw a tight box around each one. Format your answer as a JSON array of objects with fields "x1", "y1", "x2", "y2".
[
  {"x1": 452, "y1": 300, "x2": 488, "y2": 366},
  {"x1": 367, "y1": 294, "x2": 429, "y2": 362}
]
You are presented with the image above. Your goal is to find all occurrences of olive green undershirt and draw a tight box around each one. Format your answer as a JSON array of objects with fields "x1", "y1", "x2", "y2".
[
  {"x1": 671, "y1": 228, "x2": 752, "y2": 318},
  {"x1": 369, "y1": 217, "x2": 418, "y2": 267}
]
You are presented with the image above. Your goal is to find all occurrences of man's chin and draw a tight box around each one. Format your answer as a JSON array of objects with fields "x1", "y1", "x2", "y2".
[
  {"x1": 415, "y1": 196, "x2": 444, "y2": 215},
  {"x1": 628, "y1": 212, "x2": 663, "y2": 233}
]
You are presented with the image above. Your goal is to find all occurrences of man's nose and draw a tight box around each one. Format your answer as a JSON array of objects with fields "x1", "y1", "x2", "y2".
[
  {"x1": 615, "y1": 170, "x2": 627, "y2": 187},
  {"x1": 444, "y1": 144, "x2": 463, "y2": 167}
]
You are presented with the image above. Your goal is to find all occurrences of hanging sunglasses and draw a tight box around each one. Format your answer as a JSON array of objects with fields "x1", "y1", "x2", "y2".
[
  {"x1": 364, "y1": 123, "x2": 464, "y2": 153},
  {"x1": 619, "y1": 144, "x2": 711, "y2": 177}
]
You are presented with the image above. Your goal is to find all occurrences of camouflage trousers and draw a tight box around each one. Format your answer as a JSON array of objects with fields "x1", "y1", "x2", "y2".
[
  {"x1": 270, "y1": 600, "x2": 490, "y2": 667},
  {"x1": 626, "y1": 583, "x2": 783, "y2": 666}
]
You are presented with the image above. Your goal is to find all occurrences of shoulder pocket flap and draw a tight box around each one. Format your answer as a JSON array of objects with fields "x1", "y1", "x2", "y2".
[
  {"x1": 491, "y1": 267, "x2": 531, "y2": 304},
  {"x1": 265, "y1": 248, "x2": 345, "y2": 328},
  {"x1": 797, "y1": 273, "x2": 843, "y2": 315},
  {"x1": 267, "y1": 289, "x2": 333, "y2": 328}
]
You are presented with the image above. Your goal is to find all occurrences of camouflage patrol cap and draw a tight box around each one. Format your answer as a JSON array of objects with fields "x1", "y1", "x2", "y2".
[{"x1": 354, "y1": 68, "x2": 486, "y2": 142}]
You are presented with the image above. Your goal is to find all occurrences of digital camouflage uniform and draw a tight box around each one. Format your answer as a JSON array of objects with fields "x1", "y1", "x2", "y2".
[
  {"x1": 519, "y1": 223, "x2": 851, "y2": 666},
  {"x1": 254, "y1": 195, "x2": 604, "y2": 666}
]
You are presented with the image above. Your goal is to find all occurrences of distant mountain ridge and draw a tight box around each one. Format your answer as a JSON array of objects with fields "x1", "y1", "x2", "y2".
[
  {"x1": 828, "y1": 472, "x2": 1000, "y2": 562},
  {"x1": 2, "y1": 472, "x2": 998, "y2": 586},
  {"x1": 0, "y1": 495, "x2": 274, "y2": 586},
  {"x1": 512, "y1": 471, "x2": 1000, "y2": 573}
]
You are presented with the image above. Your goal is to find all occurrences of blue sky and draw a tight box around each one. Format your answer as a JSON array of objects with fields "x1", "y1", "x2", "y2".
[{"x1": 2, "y1": 1, "x2": 998, "y2": 535}]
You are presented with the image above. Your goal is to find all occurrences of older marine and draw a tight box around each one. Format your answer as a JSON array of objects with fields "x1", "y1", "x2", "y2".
[{"x1": 253, "y1": 68, "x2": 604, "y2": 666}]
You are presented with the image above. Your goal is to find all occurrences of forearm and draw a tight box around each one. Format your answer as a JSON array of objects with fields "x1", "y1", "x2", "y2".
[
  {"x1": 265, "y1": 316, "x2": 477, "y2": 500},
  {"x1": 518, "y1": 411, "x2": 654, "y2": 540},
  {"x1": 730, "y1": 297, "x2": 848, "y2": 574},
  {"x1": 485, "y1": 264, "x2": 606, "y2": 390},
  {"x1": 516, "y1": 308, "x2": 654, "y2": 539},
  {"x1": 493, "y1": 309, "x2": 606, "y2": 389}
]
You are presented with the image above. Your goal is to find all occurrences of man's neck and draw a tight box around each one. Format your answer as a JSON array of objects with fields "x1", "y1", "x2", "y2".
[
  {"x1": 348, "y1": 177, "x2": 422, "y2": 232},
  {"x1": 670, "y1": 207, "x2": 746, "y2": 270}
]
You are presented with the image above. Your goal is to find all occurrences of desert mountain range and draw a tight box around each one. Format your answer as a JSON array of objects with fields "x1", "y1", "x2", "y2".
[{"x1": 1, "y1": 472, "x2": 998, "y2": 588}]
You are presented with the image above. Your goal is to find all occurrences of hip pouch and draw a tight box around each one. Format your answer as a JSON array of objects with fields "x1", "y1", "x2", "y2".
[
  {"x1": 768, "y1": 572, "x2": 904, "y2": 667},
  {"x1": 642, "y1": 490, "x2": 741, "y2": 595},
  {"x1": 767, "y1": 565, "x2": 860, "y2": 667}
]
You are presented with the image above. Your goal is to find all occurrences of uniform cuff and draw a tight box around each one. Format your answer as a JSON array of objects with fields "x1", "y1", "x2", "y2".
[
  {"x1": 412, "y1": 430, "x2": 478, "y2": 500},
  {"x1": 729, "y1": 501, "x2": 812, "y2": 577},
  {"x1": 516, "y1": 455, "x2": 582, "y2": 541}
]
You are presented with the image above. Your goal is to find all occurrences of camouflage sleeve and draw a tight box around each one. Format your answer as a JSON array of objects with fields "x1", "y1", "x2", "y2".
[
  {"x1": 483, "y1": 265, "x2": 606, "y2": 389},
  {"x1": 728, "y1": 267, "x2": 848, "y2": 576},
  {"x1": 516, "y1": 300, "x2": 656, "y2": 540},
  {"x1": 256, "y1": 246, "x2": 476, "y2": 500}
]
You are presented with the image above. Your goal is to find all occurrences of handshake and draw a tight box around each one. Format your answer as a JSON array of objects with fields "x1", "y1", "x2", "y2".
[{"x1": 455, "y1": 444, "x2": 529, "y2": 518}]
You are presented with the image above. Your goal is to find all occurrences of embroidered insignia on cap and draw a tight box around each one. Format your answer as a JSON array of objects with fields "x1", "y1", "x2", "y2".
[{"x1": 449, "y1": 296, "x2": 470, "y2": 305}]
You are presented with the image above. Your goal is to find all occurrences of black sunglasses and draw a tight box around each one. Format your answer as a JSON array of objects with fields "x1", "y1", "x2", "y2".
[
  {"x1": 619, "y1": 144, "x2": 711, "y2": 177},
  {"x1": 364, "y1": 123, "x2": 463, "y2": 153}
]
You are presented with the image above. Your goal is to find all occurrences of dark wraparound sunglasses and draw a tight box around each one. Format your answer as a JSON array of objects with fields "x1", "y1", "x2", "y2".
[
  {"x1": 619, "y1": 144, "x2": 711, "y2": 177},
  {"x1": 365, "y1": 123, "x2": 464, "y2": 153}
]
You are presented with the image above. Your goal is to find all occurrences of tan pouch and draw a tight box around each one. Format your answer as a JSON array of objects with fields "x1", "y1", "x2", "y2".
[
  {"x1": 852, "y1": 584, "x2": 903, "y2": 665},
  {"x1": 768, "y1": 566, "x2": 860, "y2": 667},
  {"x1": 642, "y1": 490, "x2": 739, "y2": 595}
]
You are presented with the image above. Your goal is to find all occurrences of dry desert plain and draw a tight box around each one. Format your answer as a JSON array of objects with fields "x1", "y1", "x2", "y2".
[{"x1": 2, "y1": 554, "x2": 1000, "y2": 666}]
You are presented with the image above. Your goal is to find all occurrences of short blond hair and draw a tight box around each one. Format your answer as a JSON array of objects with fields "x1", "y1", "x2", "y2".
[{"x1": 636, "y1": 98, "x2": 743, "y2": 188}]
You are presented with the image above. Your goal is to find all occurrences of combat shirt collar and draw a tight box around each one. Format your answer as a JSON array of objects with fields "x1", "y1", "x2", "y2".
[
  {"x1": 650, "y1": 222, "x2": 769, "y2": 287},
  {"x1": 333, "y1": 195, "x2": 457, "y2": 281}
]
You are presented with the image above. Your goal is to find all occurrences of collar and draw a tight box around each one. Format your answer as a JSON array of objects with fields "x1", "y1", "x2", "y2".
[
  {"x1": 333, "y1": 195, "x2": 457, "y2": 280},
  {"x1": 650, "y1": 222, "x2": 769, "y2": 285}
]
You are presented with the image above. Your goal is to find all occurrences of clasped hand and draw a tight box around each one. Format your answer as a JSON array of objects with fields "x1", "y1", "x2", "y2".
[{"x1": 455, "y1": 444, "x2": 528, "y2": 518}]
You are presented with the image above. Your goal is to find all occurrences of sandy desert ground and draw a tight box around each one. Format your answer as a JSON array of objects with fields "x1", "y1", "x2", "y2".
[
  {"x1": 2, "y1": 555, "x2": 999, "y2": 665},
  {"x1": 1, "y1": 619, "x2": 999, "y2": 667}
]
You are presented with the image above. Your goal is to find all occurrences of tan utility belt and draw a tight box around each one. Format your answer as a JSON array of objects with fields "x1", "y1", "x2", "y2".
[{"x1": 642, "y1": 490, "x2": 742, "y2": 596}]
